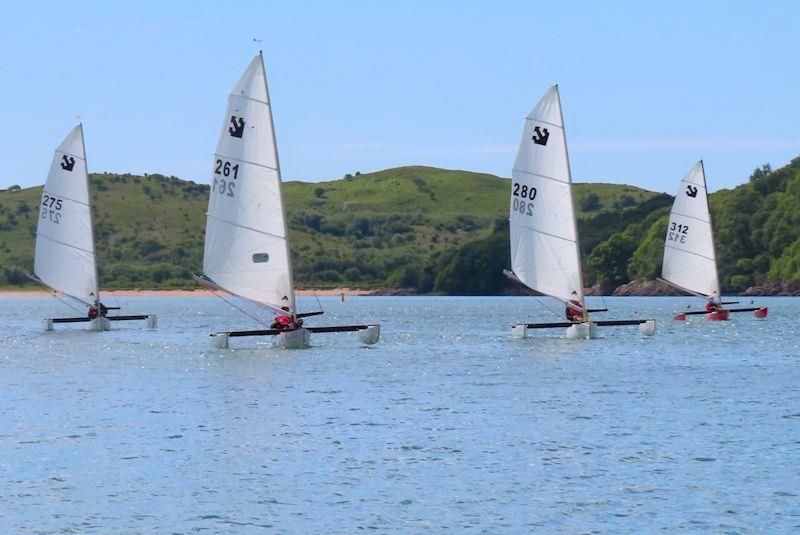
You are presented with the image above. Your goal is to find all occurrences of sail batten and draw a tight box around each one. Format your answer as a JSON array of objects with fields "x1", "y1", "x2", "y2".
[
  {"x1": 202, "y1": 54, "x2": 295, "y2": 313},
  {"x1": 509, "y1": 85, "x2": 583, "y2": 305},
  {"x1": 661, "y1": 161, "x2": 719, "y2": 297},
  {"x1": 34, "y1": 124, "x2": 99, "y2": 305}
]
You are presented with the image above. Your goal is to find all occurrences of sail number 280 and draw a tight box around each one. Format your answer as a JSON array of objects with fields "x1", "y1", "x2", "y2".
[
  {"x1": 512, "y1": 182, "x2": 537, "y2": 216},
  {"x1": 213, "y1": 159, "x2": 239, "y2": 198},
  {"x1": 667, "y1": 221, "x2": 689, "y2": 243}
]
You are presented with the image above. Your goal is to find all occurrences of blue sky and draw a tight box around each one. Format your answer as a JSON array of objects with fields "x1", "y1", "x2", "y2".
[{"x1": 1, "y1": 1, "x2": 798, "y2": 192}]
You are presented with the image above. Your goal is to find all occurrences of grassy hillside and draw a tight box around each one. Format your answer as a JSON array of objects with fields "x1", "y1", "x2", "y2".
[{"x1": 0, "y1": 166, "x2": 663, "y2": 291}]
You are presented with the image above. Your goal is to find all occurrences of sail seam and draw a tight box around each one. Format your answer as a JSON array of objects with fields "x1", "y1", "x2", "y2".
[
  {"x1": 512, "y1": 168, "x2": 568, "y2": 185},
  {"x1": 213, "y1": 153, "x2": 278, "y2": 173},
  {"x1": 510, "y1": 220, "x2": 576, "y2": 243},
  {"x1": 41, "y1": 190, "x2": 90, "y2": 208},
  {"x1": 36, "y1": 233, "x2": 95, "y2": 255},
  {"x1": 664, "y1": 243, "x2": 715, "y2": 262},
  {"x1": 525, "y1": 118, "x2": 561, "y2": 129},
  {"x1": 230, "y1": 93, "x2": 269, "y2": 106},
  {"x1": 54, "y1": 149, "x2": 86, "y2": 162},
  {"x1": 206, "y1": 213, "x2": 286, "y2": 240},
  {"x1": 670, "y1": 212, "x2": 711, "y2": 224}
]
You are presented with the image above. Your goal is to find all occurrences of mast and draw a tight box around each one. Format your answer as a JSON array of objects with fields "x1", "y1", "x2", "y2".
[
  {"x1": 79, "y1": 123, "x2": 101, "y2": 308},
  {"x1": 555, "y1": 85, "x2": 587, "y2": 317},
  {"x1": 259, "y1": 51, "x2": 296, "y2": 317},
  {"x1": 700, "y1": 159, "x2": 722, "y2": 299}
]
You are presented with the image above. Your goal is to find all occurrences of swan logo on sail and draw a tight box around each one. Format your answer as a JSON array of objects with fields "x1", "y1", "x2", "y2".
[
  {"x1": 686, "y1": 185, "x2": 698, "y2": 198},
  {"x1": 60, "y1": 155, "x2": 75, "y2": 172},
  {"x1": 229, "y1": 116, "x2": 245, "y2": 138},
  {"x1": 531, "y1": 126, "x2": 550, "y2": 146}
]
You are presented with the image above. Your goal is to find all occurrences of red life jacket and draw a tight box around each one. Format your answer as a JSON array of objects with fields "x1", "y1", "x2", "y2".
[{"x1": 566, "y1": 299, "x2": 583, "y2": 321}]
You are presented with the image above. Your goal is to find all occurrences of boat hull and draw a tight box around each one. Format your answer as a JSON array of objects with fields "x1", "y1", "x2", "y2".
[
  {"x1": 705, "y1": 310, "x2": 729, "y2": 321},
  {"x1": 273, "y1": 328, "x2": 311, "y2": 349},
  {"x1": 565, "y1": 322, "x2": 598, "y2": 340},
  {"x1": 753, "y1": 307, "x2": 768, "y2": 319},
  {"x1": 87, "y1": 317, "x2": 111, "y2": 331}
]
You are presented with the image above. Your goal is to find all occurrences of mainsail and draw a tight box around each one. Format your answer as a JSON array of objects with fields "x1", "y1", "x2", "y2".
[
  {"x1": 661, "y1": 160, "x2": 719, "y2": 297},
  {"x1": 202, "y1": 53, "x2": 295, "y2": 314},
  {"x1": 34, "y1": 125, "x2": 99, "y2": 306},
  {"x1": 509, "y1": 85, "x2": 583, "y2": 305}
]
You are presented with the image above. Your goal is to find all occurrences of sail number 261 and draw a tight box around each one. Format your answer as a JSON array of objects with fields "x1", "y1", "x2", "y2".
[
  {"x1": 512, "y1": 182, "x2": 537, "y2": 216},
  {"x1": 667, "y1": 221, "x2": 689, "y2": 243},
  {"x1": 213, "y1": 159, "x2": 239, "y2": 198}
]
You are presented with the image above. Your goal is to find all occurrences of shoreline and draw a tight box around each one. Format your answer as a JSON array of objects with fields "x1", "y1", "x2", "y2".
[{"x1": 0, "y1": 287, "x2": 382, "y2": 298}]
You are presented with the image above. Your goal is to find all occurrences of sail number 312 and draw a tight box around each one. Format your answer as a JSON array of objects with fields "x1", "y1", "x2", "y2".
[
  {"x1": 667, "y1": 221, "x2": 689, "y2": 243},
  {"x1": 512, "y1": 182, "x2": 537, "y2": 216},
  {"x1": 213, "y1": 159, "x2": 239, "y2": 198}
]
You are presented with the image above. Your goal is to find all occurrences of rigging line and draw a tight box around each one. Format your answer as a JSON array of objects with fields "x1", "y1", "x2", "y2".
[
  {"x1": 209, "y1": 289, "x2": 271, "y2": 328},
  {"x1": 313, "y1": 291, "x2": 324, "y2": 314},
  {"x1": 534, "y1": 295, "x2": 562, "y2": 320},
  {"x1": 49, "y1": 289, "x2": 84, "y2": 315}
]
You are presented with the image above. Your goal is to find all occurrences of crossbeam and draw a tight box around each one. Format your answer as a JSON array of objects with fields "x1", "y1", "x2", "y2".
[
  {"x1": 520, "y1": 318, "x2": 651, "y2": 329},
  {"x1": 51, "y1": 314, "x2": 150, "y2": 324},
  {"x1": 681, "y1": 307, "x2": 761, "y2": 316},
  {"x1": 224, "y1": 324, "x2": 376, "y2": 338}
]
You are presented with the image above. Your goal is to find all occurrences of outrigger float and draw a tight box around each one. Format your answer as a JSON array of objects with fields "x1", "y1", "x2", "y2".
[
  {"x1": 197, "y1": 53, "x2": 379, "y2": 350},
  {"x1": 660, "y1": 161, "x2": 767, "y2": 321},
  {"x1": 32, "y1": 125, "x2": 156, "y2": 332},
  {"x1": 505, "y1": 86, "x2": 655, "y2": 340}
]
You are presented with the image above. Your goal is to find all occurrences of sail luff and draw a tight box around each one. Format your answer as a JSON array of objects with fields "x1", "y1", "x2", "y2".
[
  {"x1": 700, "y1": 160, "x2": 722, "y2": 297},
  {"x1": 79, "y1": 124, "x2": 101, "y2": 306},
  {"x1": 259, "y1": 51, "x2": 297, "y2": 316},
  {"x1": 554, "y1": 85, "x2": 585, "y2": 308}
]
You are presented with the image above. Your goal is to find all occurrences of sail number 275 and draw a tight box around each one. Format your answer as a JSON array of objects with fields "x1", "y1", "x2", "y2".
[
  {"x1": 512, "y1": 182, "x2": 537, "y2": 216},
  {"x1": 40, "y1": 194, "x2": 63, "y2": 224},
  {"x1": 667, "y1": 221, "x2": 689, "y2": 243},
  {"x1": 213, "y1": 159, "x2": 239, "y2": 198}
]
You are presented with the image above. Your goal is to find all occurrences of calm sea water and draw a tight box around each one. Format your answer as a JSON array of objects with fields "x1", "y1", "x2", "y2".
[{"x1": 0, "y1": 295, "x2": 798, "y2": 533}]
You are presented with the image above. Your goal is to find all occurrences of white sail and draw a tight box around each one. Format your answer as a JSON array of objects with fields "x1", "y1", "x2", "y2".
[
  {"x1": 34, "y1": 125, "x2": 99, "y2": 305},
  {"x1": 509, "y1": 85, "x2": 583, "y2": 304},
  {"x1": 202, "y1": 53, "x2": 295, "y2": 313},
  {"x1": 661, "y1": 160, "x2": 719, "y2": 297}
]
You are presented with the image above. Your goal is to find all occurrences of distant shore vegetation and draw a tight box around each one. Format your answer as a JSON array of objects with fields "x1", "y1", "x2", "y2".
[{"x1": 1, "y1": 159, "x2": 799, "y2": 295}]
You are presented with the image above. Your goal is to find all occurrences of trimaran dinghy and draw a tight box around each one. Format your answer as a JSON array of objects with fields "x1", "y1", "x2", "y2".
[
  {"x1": 196, "y1": 53, "x2": 380, "y2": 349},
  {"x1": 503, "y1": 86, "x2": 656, "y2": 339},
  {"x1": 660, "y1": 160, "x2": 767, "y2": 321},
  {"x1": 32, "y1": 125, "x2": 156, "y2": 331}
]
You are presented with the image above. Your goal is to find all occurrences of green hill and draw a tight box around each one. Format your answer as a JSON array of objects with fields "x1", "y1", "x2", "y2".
[{"x1": 0, "y1": 166, "x2": 665, "y2": 292}]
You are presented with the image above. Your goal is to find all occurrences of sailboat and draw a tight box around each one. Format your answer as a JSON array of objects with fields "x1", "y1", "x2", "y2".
[
  {"x1": 32, "y1": 124, "x2": 156, "y2": 331},
  {"x1": 196, "y1": 53, "x2": 380, "y2": 349},
  {"x1": 503, "y1": 86, "x2": 656, "y2": 339},
  {"x1": 660, "y1": 160, "x2": 768, "y2": 320}
]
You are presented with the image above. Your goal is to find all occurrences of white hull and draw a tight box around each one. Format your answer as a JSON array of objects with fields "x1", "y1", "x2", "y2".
[
  {"x1": 565, "y1": 322, "x2": 598, "y2": 340},
  {"x1": 87, "y1": 317, "x2": 111, "y2": 331},
  {"x1": 358, "y1": 325, "x2": 381, "y2": 345},
  {"x1": 273, "y1": 328, "x2": 311, "y2": 349}
]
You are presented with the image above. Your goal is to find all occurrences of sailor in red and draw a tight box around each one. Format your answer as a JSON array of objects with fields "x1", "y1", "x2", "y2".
[
  {"x1": 705, "y1": 292, "x2": 721, "y2": 312},
  {"x1": 87, "y1": 303, "x2": 107, "y2": 319},
  {"x1": 271, "y1": 305, "x2": 303, "y2": 331},
  {"x1": 565, "y1": 292, "x2": 584, "y2": 322}
]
